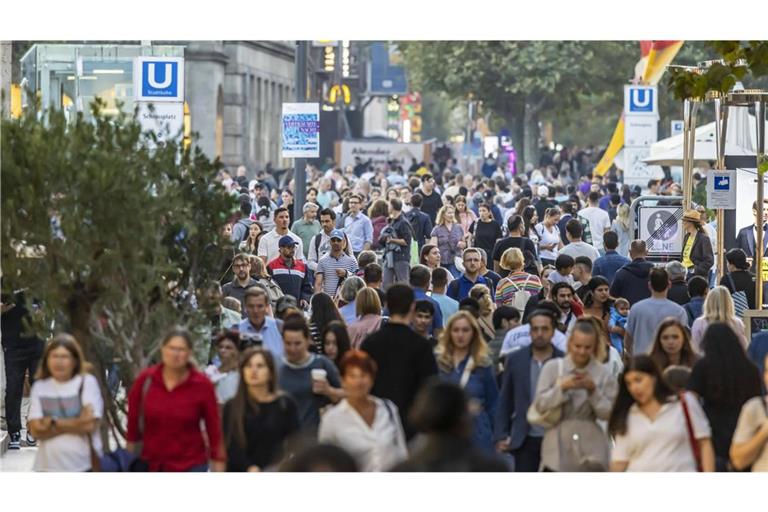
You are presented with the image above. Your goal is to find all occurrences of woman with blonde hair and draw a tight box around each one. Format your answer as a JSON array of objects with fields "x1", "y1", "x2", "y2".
[
  {"x1": 348, "y1": 287, "x2": 385, "y2": 348},
  {"x1": 611, "y1": 204, "x2": 632, "y2": 258},
  {"x1": 690, "y1": 285, "x2": 747, "y2": 352},
  {"x1": 531, "y1": 318, "x2": 619, "y2": 471},
  {"x1": 495, "y1": 247, "x2": 542, "y2": 312},
  {"x1": 469, "y1": 284, "x2": 496, "y2": 342},
  {"x1": 436, "y1": 311, "x2": 499, "y2": 453},
  {"x1": 28, "y1": 334, "x2": 103, "y2": 472},
  {"x1": 430, "y1": 204, "x2": 466, "y2": 278}
]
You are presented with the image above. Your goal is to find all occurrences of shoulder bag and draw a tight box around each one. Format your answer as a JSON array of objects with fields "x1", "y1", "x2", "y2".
[
  {"x1": 526, "y1": 358, "x2": 564, "y2": 428},
  {"x1": 679, "y1": 392, "x2": 703, "y2": 472},
  {"x1": 99, "y1": 375, "x2": 153, "y2": 472},
  {"x1": 727, "y1": 273, "x2": 749, "y2": 318}
]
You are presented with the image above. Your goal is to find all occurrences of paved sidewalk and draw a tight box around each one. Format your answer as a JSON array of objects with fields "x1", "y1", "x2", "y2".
[{"x1": 0, "y1": 445, "x2": 36, "y2": 472}]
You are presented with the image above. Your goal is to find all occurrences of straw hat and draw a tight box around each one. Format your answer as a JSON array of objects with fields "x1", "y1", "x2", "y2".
[{"x1": 682, "y1": 209, "x2": 702, "y2": 225}]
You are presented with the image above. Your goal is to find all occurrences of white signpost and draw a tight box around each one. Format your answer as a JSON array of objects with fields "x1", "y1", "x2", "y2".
[
  {"x1": 706, "y1": 170, "x2": 737, "y2": 209},
  {"x1": 133, "y1": 56, "x2": 185, "y2": 143},
  {"x1": 624, "y1": 85, "x2": 662, "y2": 189}
]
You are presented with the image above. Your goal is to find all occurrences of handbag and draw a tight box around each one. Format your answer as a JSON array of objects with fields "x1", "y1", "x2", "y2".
[
  {"x1": 99, "y1": 376, "x2": 153, "y2": 472},
  {"x1": 727, "y1": 274, "x2": 749, "y2": 318},
  {"x1": 526, "y1": 358, "x2": 564, "y2": 428},
  {"x1": 679, "y1": 392, "x2": 703, "y2": 472},
  {"x1": 78, "y1": 376, "x2": 101, "y2": 472}
]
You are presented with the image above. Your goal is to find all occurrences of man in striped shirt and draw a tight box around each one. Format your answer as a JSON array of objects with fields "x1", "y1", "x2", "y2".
[{"x1": 315, "y1": 229, "x2": 359, "y2": 297}]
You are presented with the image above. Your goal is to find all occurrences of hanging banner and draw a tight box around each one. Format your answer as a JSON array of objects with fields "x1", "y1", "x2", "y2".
[{"x1": 281, "y1": 103, "x2": 320, "y2": 158}]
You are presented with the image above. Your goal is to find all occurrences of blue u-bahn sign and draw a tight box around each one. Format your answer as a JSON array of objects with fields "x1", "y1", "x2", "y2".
[{"x1": 134, "y1": 57, "x2": 184, "y2": 102}]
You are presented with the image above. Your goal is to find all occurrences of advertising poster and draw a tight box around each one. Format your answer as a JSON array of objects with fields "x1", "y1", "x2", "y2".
[{"x1": 282, "y1": 103, "x2": 320, "y2": 158}]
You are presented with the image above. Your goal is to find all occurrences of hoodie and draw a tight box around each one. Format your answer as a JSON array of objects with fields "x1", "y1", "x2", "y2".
[{"x1": 609, "y1": 258, "x2": 655, "y2": 306}]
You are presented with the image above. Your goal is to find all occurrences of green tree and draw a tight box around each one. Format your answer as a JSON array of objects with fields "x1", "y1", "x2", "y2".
[
  {"x1": 1, "y1": 100, "x2": 236, "y2": 440},
  {"x1": 400, "y1": 41, "x2": 638, "y2": 167}
]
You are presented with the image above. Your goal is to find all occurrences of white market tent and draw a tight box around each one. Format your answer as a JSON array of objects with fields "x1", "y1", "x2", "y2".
[{"x1": 643, "y1": 107, "x2": 766, "y2": 166}]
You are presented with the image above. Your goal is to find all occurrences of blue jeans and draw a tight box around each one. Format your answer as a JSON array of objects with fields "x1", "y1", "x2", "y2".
[{"x1": 188, "y1": 463, "x2": 209, "y2": 472}]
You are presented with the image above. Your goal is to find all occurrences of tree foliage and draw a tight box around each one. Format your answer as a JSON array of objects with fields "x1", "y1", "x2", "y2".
[
  {"x1": 1, "y1": 100, "x2": 236, "y2": 438},
  {"x1": 668, "y1": 41, "x2": 768, "y2": 100},
  {"x1": 400, "y1": 41, "x2": 638, "y2": 165}
]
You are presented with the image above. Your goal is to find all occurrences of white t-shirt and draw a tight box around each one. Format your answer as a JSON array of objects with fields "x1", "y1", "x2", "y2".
[
  {"x1": 578, "y1": 206, "x2": 611, "y2": 251},
  {"x1": 534, "y1": 222, "x2": 561, "y2": 261},
  {"x1": 500, "y1": 324, "x2": 568, "y2": 356},
  {"x1": 732, "y1": 396, "x2": 768, "y2": 472},
  {"x1": 612, "y1": 392, "x2": 711, "y2": 472},
  {"x1": 257, "y1": 229, "x2": 305, "y2": 263},
  {"x1": 29, "y1": 374, "x2": 104, "y2": 472},
  {"x1": 560, "y1": 241, "x2": 601, "y2": 262}
]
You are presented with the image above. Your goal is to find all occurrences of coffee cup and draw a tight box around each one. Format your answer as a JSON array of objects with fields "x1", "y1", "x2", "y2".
[{"x1": 311, "y1": 368, "x2": 327, "y2": 382}]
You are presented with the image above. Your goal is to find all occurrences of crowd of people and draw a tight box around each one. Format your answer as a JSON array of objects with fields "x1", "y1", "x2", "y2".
[{"x1": 3, "y1": 154, "x2": 768, "y2": 473}]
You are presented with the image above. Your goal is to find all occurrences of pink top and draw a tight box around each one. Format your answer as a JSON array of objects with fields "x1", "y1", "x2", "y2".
[
  {"x1": 690, "y1": 317, "x2": 747, "y2": 353},
  {"x1": 348, "y1": 314, "x2": 384, "y2": 348}
]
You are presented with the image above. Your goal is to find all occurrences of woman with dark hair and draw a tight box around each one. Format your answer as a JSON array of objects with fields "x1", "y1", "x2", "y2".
[
  {"x1": 681, "y1": 209, "x2": 714, "y2": 278},
  {"x1": 308, "y1": 292, "x2": 345, "y2": 354},
  {"x1": 368, "y1": 199, "x2": 390, "y2": 250},
  {"x1": 223, "y1": 348, "x2": 300, "y2": 472},
  {"x1": 318, "y1": 350, "x2": 408, "y2": 471},
  {"x1": 321, "y1": 321, "x2": 352, "y2": 366},
  {"x1": 581, "y1": 276, "x2": 613, "y2": 329},
  {"x1": 205, "y1": 330, "x2": 242, "y2": 405},
  {"x1": 719, "y1": 247, "x2": 756, "y2": 310},
  {"x1": 126, "y1": 328, "x2": 226, "y2": 472},
  {"x1": 27, "y1": 334, "x2": 103, "y2": 472},
  {"x1": 609, "y1": 355, "x2": 715, "y2": 472},
  {"x1": 239, "y1": 221, "x2": 263, "y2": 255},
  {"x1": 531, "y1": 318, "x2": 618, "y2": 471},
  {"x1": 687, "y1": 322, "x2": 763, "y2": 471},
  {"x1": 522, "y1": 205, "x2": 540, "y2": 251},
  {"x1": 420, "y1": 243, "x2": 454, "y2": 288},
  {"x1": 648, "y1": 318, "x2": 698, "y2": 372}
]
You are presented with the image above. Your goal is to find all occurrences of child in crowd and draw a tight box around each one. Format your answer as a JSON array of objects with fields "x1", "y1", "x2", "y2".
[
  {"x1": 609, "y1": 297, "x2": 630, "y2": 355},
  {"x1": 547, "y1": 254, "x2": 575, "y2": 286},
  {"x1": 662, "y1": 365, "x2": 692, "y2": 392}
]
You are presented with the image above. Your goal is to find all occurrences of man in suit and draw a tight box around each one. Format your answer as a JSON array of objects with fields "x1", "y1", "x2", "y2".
[
  {"x1": 736, "y1": 199, "x2": 768, "y2": 268},
  {"x1": 493, "y1": 308, "x2": 564, "y2": 471}
]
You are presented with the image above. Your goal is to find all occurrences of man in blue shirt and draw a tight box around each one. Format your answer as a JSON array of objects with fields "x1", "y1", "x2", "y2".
[
  {"x1": 409, "y1": 265, "x2": 443, "y2": 337},
  {"x1": 593, "y1": 231, "x2": 631, "y2": 285},
  {"x1": 238, "y1": 286, "x2": 284, "y2": 359},
  {"x1": 431, "y1": 267, "x2": 458, "y2": 325},
  {"x1": 342, "y1": 193, "x2": 373, "y2": 256},
  {"x1": 447, "y1": 248, "x2": 495, "y2": 302}
]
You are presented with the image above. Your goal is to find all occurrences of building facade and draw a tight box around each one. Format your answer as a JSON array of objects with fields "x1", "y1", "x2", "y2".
[{"x1": 19, "y1": 41, "x2": 297, "y2": 175}]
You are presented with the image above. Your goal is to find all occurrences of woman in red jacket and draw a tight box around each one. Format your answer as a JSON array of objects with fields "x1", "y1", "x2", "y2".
[{"x1": 127, "y1": 328, "x2": 226, "y2": 472}]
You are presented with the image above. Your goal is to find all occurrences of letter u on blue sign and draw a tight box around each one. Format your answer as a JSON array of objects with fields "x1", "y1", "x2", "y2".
[
  {"x1": 142, "y1": 61, "x2": 178, "y2": 98},
  {"x1": 630, "y1": 88, "x2": 653, "y2": 113}
]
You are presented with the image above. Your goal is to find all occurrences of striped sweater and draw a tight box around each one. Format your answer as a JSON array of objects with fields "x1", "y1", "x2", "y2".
[{"x1": 495, "y1": 272, "x2": 543, "y2": 307}]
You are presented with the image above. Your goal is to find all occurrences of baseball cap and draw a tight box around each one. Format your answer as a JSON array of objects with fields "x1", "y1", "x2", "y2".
[
  {"x1": 275, "y1": 295, "x2": 298, "y2": 315},
  {"x1": 329, "y1": 229, "x2": 345, "y2": 240},
  {"x1": 538, "y1": 185, "x2": 549, "y2": 197},
  {"x1": 279, "y1": 235, "x2": 298, "y2": 247}
]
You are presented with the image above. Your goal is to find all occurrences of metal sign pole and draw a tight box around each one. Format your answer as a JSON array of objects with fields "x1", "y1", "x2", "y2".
[
  {"x1": 712, "y1": 96, "x2": 729, "y2": 283},
  {"x1": 756, "y1": 99, "x2": 767, "y2": 309},
  {"x1": 293, "y1": 41, "x2": 308, "y2": 223},
  {"x1": 682, "y1": 98, "x2": 700, "y2": 211}
]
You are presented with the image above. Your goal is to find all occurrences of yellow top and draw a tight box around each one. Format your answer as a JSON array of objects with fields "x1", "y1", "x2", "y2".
[{"x1": 682, "y1": 233, "x2": 695, "y2": 269}]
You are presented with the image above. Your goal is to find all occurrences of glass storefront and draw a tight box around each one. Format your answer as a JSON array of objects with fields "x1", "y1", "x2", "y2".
[{"x1": 20, "y1": 44, "x2": 184, "y2": 121}]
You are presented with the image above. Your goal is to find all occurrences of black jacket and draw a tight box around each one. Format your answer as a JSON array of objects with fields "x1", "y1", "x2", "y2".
[
  {"x1": 683, "y1": 231, "x2": 714, "y2": 277},
  {"x1": 720, "y1": 270, "x2": 756, "y2": 310},
  {"x1": 360, "y1": 323, "x2": 438, "y2": 439},
  {"x1": 404, "y1": 207, "x2": 433, "y2": 249},
  {"x1": 668, "y1": 280, "x2": 690, "y2": 306},
  {"x1": 609, "y1": 258, "x2": 655, "y2": 306},
  {"x1": 392, "y1": 435, "x2": 508, "y2": 472}
]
